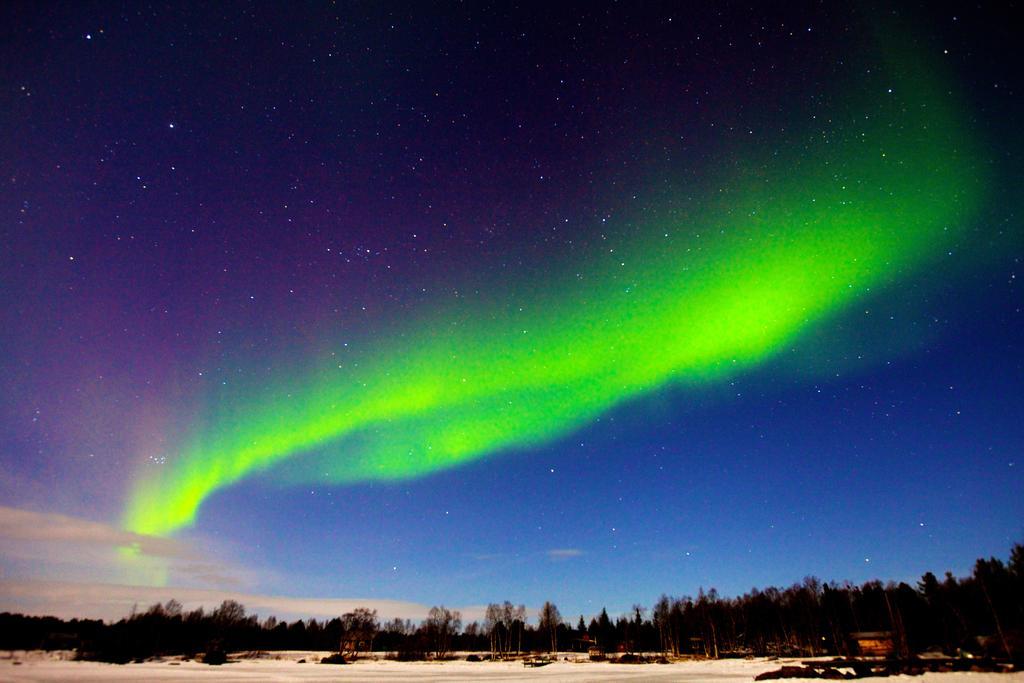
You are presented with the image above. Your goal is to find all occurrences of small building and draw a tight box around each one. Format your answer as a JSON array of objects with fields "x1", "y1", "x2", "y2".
[
  {"x1": 850, "y1": 631, "x2": 895, "y2": 657},
  {"x1": 570, "y1": 633, "x2": 597, "y2": 653}
]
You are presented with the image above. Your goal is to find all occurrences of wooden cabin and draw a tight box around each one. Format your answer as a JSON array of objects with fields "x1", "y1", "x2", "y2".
[{"x1": 849, "y1": 631, "x2": 895, "y2": 657}]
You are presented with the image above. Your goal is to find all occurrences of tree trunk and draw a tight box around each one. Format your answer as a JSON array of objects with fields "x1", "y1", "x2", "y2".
[{"x1": 885, "y1": 591, "x2": 910, "y2": 660}]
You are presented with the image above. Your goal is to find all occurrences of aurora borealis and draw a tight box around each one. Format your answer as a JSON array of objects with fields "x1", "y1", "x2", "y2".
[
  {"x1": 124, "y1": 37, "x2": 984, "y2": 536},
  {"x1": 2, "y1": 2, "x2": 1021, "y2": 620}
]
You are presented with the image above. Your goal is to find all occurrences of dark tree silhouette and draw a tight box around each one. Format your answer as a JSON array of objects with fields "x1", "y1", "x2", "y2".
[
  {"x1": 3, "y1": 540, "x2": 1023, "y2": 663},
  {"x1": 538, "y1": 601, "x2": 561, "y2": 653},
  {"x1": 424, "y1": 606, "x2": 461, "y2": 659},
  {"x1": 340, "y1": 608, "x2": 378, "y2": 655}
]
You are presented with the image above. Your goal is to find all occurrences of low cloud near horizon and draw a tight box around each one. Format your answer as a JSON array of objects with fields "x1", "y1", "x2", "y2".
[
  {"x1": 0, "y1": 505, "x2": 194, "y2": 559},
  {"x1": 0, "y1": 505, "x2": 488, "y2": 623},
  {"x1": 0, "y1": 578, "x2": 484, "y2": 623},
  {"x1": 0, "y1": 505, "x2": 244, "y2": 589}
]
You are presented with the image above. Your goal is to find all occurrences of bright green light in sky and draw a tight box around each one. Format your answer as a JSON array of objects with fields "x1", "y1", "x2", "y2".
[{"x1": 125, "y1": 33, "x2": 985, "y2": 536}]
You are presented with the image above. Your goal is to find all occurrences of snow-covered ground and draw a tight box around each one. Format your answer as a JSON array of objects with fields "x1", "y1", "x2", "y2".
[{"x1": 0, "y1": 652, "x2": 1021, "y2": 682}]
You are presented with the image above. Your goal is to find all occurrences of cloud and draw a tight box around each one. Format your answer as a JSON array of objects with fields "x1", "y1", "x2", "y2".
[
  {"x1": 470, "y1": 552, "x2": 504, "y2": 562},
  {"x1": 0, "y1": 505, "x2": 193, "y2": 559},
  {"x1": 0, "y1": 579, "x2": 487, "y2": 623},
  {"x1": 0, "y1": 507, "x2": 492, "y2": 625},
  {"x1": 546, "y1": 548, "x2": 583, "y2": 559},
  {"x1": 0, "y1": 505, "x2": 247, "y2": 591},
  {"x1": 0, "y1": 507, "x2": 494, "y2": 625}
]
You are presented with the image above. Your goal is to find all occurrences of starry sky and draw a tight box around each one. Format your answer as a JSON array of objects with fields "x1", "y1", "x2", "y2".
[{"x1": 1, "y1": 1, "x2": 1021, "y2": 621}]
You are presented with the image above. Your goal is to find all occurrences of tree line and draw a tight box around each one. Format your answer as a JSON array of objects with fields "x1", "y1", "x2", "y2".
[{"x1": 1, "y1": 542, "x2": 1020, "y2": 662}]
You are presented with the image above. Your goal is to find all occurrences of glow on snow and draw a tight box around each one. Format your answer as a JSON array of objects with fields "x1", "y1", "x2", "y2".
[{"x1": 125, "y1": 36, "x2": 985, "y2": 537}]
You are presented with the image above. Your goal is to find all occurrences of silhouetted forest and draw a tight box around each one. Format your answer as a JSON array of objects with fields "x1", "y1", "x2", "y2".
[{"x1": 2, "y1": 543, "x2": 1021, "y2": 663}]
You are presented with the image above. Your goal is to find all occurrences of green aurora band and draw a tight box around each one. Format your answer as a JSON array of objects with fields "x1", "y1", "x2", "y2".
[{"x1": 125, "y1": 34, "x2": 986, "y2": 537}]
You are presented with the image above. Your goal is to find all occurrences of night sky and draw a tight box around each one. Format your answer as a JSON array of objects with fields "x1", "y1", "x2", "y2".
[{"x1": 1, "y1": 2, "x2": 1021, "y2": 622}]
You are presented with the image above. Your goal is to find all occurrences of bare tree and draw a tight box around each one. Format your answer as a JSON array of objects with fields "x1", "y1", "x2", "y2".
[
  {"x1": 538, "y1": 601, "x2": 562, "y2": 654},
  {"x1": 484, "y1": 603, "x2": 502, "y2": 658},
  {"x1": 515, "y1": 604, "x2": 527, "y2": 654},
  {"x1": 212, "y1": 599, "x2": 246, "y2": 625},
  {"x1": 425, "y1": 606, "x2": 461, "y2": 659},
  {"x1": 340, "y1": 608, "x2": 378, "y2": 656},
  {"x1": 163, "y1": 599, "x2": 183, "y2": 618},
  {"x1": 383, "y1": 617, "x2": 412, "y2": 636},
  {"x1": 653, "y1": 595, "x2": 672, "y2": 654},
  {"x1": 500, "y1": 601, "x2": 513, "y2": 656},
  {"x1": 483, "y1": 601, "x2": 526, "y2": 657}
]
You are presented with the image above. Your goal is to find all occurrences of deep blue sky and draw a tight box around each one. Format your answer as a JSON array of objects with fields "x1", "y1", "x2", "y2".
[{"x1": 0, "y1": 1, "x2": 1020, "y2": 622}]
